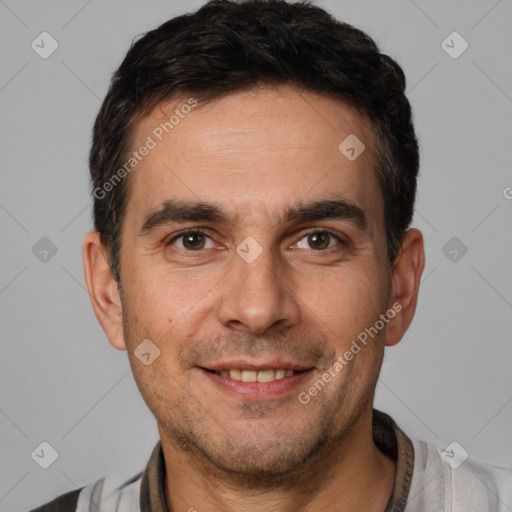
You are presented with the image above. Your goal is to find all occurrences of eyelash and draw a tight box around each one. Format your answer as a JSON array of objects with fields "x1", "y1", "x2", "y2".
[{"x1": 165, "y1": 228, "x2": 348, "y2": 252}]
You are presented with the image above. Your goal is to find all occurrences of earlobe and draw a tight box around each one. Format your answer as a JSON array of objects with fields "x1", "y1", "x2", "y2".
[
  {"x1": 385, "y1": 228, "x2": 425, "y2": 347},
  {"x1": 83, "y1": 231, "x2": 127, "y2": 350}
]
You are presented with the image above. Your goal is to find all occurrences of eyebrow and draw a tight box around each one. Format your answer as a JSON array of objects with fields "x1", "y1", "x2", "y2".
[{"x1": 139, "y1": 196, "x2": 367, "y2": 236}]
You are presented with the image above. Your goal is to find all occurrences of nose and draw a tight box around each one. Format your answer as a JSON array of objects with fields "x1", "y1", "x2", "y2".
[{"x1": 217, "y1": 246, "x2": 301, "y2": 335}]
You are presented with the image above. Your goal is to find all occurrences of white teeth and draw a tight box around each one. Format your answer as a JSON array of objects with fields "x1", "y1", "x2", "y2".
[
  {"x1": 216, "y1": 368, "x2": 295, "y2": 382},
  {"x1": 257, "y1": 369, "x2": 275, "y2": 382},
  {"x1": 241, "y1": 370, "x2": 257, "y2": 382},
  {"x1": 228, "y1": 369, "x2": 242, "y2": 380},
  {"x1": 274, "y1": 369, "x2": 286, "y2": 380}
]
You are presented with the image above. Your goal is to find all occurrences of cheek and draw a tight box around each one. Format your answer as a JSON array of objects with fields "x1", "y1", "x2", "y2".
[
  {"x1": 127, "y1": 267, "x2": 192, "y2": 319},
  {"x1": 123, "y1": 269, "x2": 208, "y2": 358},
  {"x1": 296, "y1": 263, "x2": 388, "y2": 341}
]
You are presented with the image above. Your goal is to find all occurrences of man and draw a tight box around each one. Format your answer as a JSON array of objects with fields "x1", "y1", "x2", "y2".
[{"x1": 31, "y1": 0, "x2": 511, "y2": 510}]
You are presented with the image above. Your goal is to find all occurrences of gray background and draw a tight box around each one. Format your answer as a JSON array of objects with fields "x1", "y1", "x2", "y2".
[{"x1": 1, "y1": 0, "x2": 511, "y2": 510}]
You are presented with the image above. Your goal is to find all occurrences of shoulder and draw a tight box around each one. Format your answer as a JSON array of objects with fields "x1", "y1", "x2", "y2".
[
  {"x1": 407, "y1": 436, "x2": 512, "y2": 511},
  {"x1": 28, "y1": 471, "x2": 143, "y2": 512},
  {"x1": 28, "y1": 488, "x2": 82, "y2": 512}
]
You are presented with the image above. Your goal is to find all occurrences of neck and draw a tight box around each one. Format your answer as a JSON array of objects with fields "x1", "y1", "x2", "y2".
[{"x1": 159, "y1": 406, "x2": 397, "y2": 512}]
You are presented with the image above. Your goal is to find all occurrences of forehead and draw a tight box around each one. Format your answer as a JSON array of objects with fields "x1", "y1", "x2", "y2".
[{"x1": 125, "y1": 85, "x2": 383, "y2": 233}]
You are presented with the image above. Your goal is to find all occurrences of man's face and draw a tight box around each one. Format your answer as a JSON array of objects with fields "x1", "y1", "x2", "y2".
[{"x1": 118, "y1": 85, "x2": 394, "y2": 475}]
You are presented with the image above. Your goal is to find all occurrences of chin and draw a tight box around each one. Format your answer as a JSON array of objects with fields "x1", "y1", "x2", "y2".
[{"x1": 176, "y1": 421, "x2": 334, "y2": 482}]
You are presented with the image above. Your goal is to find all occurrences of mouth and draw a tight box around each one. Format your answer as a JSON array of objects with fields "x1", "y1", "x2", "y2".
[
  {"x1": 202, "y1": 367, "x2": 304, "y2": 382},
  {"x1": 198, "y1": 363, "x2": 315, "y2": 401}
]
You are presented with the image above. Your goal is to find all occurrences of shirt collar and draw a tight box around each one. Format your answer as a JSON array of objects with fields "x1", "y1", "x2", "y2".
[
  {"x1": 373, "y1": 409, "x2": 415, "y2": 511},
  {"x1": 140, "y1": 408, "x2": 414, "y2": 512},
  {"x1": 139, "y1": 439, "x2": 169, "y2": 512}
]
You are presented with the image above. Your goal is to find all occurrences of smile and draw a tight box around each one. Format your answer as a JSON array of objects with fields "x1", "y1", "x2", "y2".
[
  {"x1": 199, "y1": 366, "x2": 314, "y2": 401},
  {"x1": 209, "y1": 368, "x2": 296, "y2": 382}
]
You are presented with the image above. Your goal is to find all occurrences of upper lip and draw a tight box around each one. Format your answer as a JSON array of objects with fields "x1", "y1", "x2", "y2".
[{"x1": 199, "y1": 359, "x2": 314, "y2": 372}]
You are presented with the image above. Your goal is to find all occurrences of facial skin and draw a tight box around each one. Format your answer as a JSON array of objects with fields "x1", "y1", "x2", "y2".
[{"x1": 84, "y1": 85, "x2": 424, "y2": 512}]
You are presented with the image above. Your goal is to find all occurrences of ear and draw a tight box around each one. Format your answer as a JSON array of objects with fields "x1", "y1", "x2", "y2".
[
  {"x1": 385, "y1": 228, "x2": 425, "y2": 347},
  {"x1": 83, "y1": 231, "x2": 126, "y2": 350}
]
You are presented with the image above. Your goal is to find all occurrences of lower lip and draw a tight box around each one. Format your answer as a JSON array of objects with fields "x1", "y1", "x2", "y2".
[{"x1": 199, "y1": 368, "x2": 314, "y2": 401}]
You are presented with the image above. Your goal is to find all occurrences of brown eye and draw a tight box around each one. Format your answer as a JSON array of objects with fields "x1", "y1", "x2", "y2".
[
  {"x1": 182, "y1": 232, "x2": 206, "y2": 250},
  {"x1": 167, "y1": 230, "x2": 215, "y2": 251},
  {"x1": 295, "y1": 231, "x2": 342, "y2": 251},
  {"x1": 307, "y1": 232, "x2": 330, "y2": 250}
]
